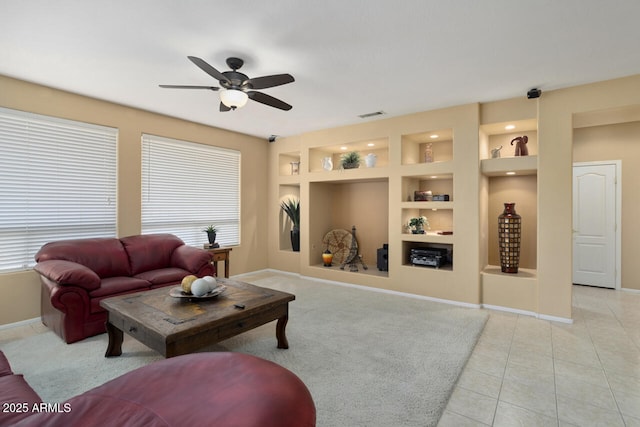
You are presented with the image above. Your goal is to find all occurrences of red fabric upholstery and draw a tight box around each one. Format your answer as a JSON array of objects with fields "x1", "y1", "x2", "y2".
[
  {"x1": 11, "y1": 352, "x2": 316, "y2": 427},
  {"x1": 35, "y1": 234, "x2": 215, "y2": 344}
]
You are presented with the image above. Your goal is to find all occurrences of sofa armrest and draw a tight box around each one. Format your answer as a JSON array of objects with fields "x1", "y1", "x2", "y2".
[
  {"x1": 34, "y1": 260, "x2": 101, "y2": 292},
  {"x1": 171, "y1": 245, "x2": 215, "y2": 276}
]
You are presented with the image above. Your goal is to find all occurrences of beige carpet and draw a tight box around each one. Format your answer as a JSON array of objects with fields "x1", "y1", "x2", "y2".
[{"x1": 2, "y1": 272, "x2": 488, "y2": 427}]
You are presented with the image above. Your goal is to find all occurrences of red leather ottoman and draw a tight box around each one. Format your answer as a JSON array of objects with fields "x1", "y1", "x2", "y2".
[{"x1": 15, "y1": 352, "x2": 315, "y2": 427}]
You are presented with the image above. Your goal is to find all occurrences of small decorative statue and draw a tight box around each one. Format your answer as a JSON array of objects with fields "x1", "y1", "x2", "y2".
[
  {"x1": 491, "y1": 145, "x2": 502, "y2": 158},
  {"x1": 321, "y1": 156, "x2": 333, "y2": 171},
  {"x1": 510, "y1": 136, "x2": 529, "y2": 156},
  {"x1": 340, "y1": 226, "x2": 368, "y2": 272}
]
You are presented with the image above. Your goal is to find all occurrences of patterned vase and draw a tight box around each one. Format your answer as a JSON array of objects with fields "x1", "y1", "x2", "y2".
[{"x1": 498, "y1": 203, "x2": 521, "y2": 273}]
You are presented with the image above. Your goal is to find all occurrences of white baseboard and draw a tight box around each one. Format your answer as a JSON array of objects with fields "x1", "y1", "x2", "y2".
[
  {"x1": 246, "y1": 269, "x2": 482, "y2": 309},
  {"x1": 0, "y1": 317, "x2": 40, "y2": 331},
  {"x1": 482, "y1": 304, "x2": 573, "y2": 324},
  {"x1": 231, "y1": 269, "x2": 577, "y2": 323}
]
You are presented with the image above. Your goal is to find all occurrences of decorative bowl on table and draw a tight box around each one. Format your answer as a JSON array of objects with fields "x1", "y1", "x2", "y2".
[{"x1": 170, "y1": 285, "x2": 226, "y2": 299}]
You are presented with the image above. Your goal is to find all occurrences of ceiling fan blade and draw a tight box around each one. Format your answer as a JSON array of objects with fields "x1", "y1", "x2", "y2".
[
  {"x1": 248, "y1": 91, "x2": 292, "y2": 111},
  {"x1": 244, "y1": 73, "x2": 294, "y2": 90},
  {"x1": 159, "y1": 84, "x2": 219, "y2": 90},
  {"x1": 219, "y1": 102, "x2": 231, "y2": 112},
  {"x1": 188, "y1": 56, "x2": 231, "y2": 84}
]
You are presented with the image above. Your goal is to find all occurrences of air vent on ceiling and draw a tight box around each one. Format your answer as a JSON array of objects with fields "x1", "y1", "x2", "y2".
[{"x1": 358, "y1": 111, "x2": 386, "y2": 119}]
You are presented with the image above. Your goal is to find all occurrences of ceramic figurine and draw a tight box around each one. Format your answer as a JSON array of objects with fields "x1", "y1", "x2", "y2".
[
  {"x1": 511, "y1": 136, "x2": 529, "y2": 156},
  {"x1": 491, "y1": 145, "x2": 502, "y2": 158},
  {"x1": 321, "y1": 157, "x2": 333, "y2": 171},
  {"x1": 365, "y1": 153, "x2": 377, "y2": 168}
]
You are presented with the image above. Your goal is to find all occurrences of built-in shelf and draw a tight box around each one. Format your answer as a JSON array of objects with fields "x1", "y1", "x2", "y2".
[
  {"x1": 278, "y1": 151, "x2": 301, "y2": 177},
  {"x1": 278, "y1": 184, "x2": 300, "y2": 251},
  {"x1": 401, "y1": 129, "x2": 453, "y2": 165},
  {"x1": 482, "y1": 265, "x2": 537, "y2": 278},
  {"x1": 401, "y1": 201, "x2": 455, "y2": 209},
  {"x1": 401, "y1": 174, "x2": 453, "y2": 203},
  {"x1": 481, "y1": 265, "x2": 537, "y2": 312},
  {"x1": 400, "y1": 161, "x2": 454, "y2": 176},
  {"x1": 481, "y1": 155, "x2": 538, "y2": 176},
  {"x1": 402, "y1": 241, "x2": 453, "y2": 271},
  {"x1": 308, "y1": 138, "x2": 389, "y2": 173},
  {"x1": 309, "y1": 263, "x2": 389, "y2": 278},
  {"x1": 307, "y1": 168, "x2": 389, "y2": 183},
  {"x1": 278, "y1": 175, "x2": 300, "y2": 185},
  {"x1": 402, "y1": 232, "x2": 454, "y2": 245}
]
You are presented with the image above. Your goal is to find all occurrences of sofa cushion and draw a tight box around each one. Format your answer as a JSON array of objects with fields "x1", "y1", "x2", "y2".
[
  {"x1": 121, "y1": 234, "x2": 184, "y2": 275},
  {"x1": 0, "y1": 375, "x2": 42, "y2": 426},
  {"x1": 35, "y1": 238, "x2": 131, "y2": 278},
  {"x1": 89, "y1": 277, "x2": 150, "y2": 298},
  {"x1": 134, "y1": 268, "x2": 191, "y2": 287},
  {"x1": 15, "y1": 353, "x2": 315, "y2": 427}
]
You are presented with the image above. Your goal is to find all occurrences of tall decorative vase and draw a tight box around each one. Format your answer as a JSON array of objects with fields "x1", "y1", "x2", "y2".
[
  {"x1": 498, "y1": 203, "x2": 521, "y2": 273},
  {"x1": 290, "y1": 228, "x2": 300, "y2": 252}
]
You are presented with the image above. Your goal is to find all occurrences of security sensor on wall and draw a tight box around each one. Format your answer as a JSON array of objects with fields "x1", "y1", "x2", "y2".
[
  {"x1": 527, "y1": 88, "x2": 542, "y2": 99},
  {"x1": 268, "y1": 135, "x2": 277, "y2": 143}
]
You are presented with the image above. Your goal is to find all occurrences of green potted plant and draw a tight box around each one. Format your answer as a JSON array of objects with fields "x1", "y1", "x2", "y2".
[
  {"x1": 203, "y1": 225, "x2": 219, "y2": 245},
  {"x1": 280, "y1": 198, "x2": 300, "y2": 251},
  {"x1": 340, "y1": 151, "x2": 361, "y2": 169},
  {"x1": 407, "y1": 216, "x2": 429, "y2": 234}
]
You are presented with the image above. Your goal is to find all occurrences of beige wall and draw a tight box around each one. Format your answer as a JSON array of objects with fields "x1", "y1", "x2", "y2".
[
  {"x1": 573, "y1": 121, "x2": 640, "y2": 290},
  {"x1": 3, "y1": 73, "x2": 640, "y2": 326},
  {"x1": 269, "y1": 74, "x2": 640, "y2": 321},
  {"x1": 0, "y1": 75, "x2": 268, "y2": 326}
]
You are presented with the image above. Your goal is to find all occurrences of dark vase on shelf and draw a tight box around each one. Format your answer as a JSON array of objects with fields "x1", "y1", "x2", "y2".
[
  {"x1": 498, "y1": 203, "x2": 521, "y2": 274},
  {"x1": 290, "y1": 228, "x2": 300, "y2": 252}
]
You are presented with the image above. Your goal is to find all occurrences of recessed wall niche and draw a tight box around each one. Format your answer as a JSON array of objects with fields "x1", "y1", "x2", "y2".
[
  {"x1": 401, "y1": 129, "x2": 453, "y2": 165},
  {"x1": 309, "y1": 179, "x2": 388, "y2": 273},
  {"x1": 487, "y1": 175, "x2": 537, "y2": 269},
  {"x1": 278, "y1": 184, "x2": 300, "y2": 251}
]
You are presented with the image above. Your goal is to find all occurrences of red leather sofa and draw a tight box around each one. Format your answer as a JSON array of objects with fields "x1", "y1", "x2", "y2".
[
  {"x1": 34, "y1": 234, "x2": 214, "y2": 344},
  {"x1": 0, "y1": 351, "x2": 42, "y2": 426},
  {"x1": 1, "y1": 351, "x2": 316, "y2": 427}
]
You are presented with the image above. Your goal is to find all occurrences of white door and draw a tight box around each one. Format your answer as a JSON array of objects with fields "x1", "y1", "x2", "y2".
[{"x1": 572, "y1": 162, "x2": 619, "y2": 288}]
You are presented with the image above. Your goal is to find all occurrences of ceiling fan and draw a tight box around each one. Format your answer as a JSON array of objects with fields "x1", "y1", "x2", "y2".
[{"x1": 160, "y1": 56, "x2": 294, "y2": 111}]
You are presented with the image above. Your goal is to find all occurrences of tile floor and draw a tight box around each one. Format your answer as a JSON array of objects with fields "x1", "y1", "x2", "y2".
[
  {"x1": 439, "y1": 285, "x2": 640, "y2": 427},
  {"x1": 1, "y1": 282, "x2": 638, "y2": 426}
]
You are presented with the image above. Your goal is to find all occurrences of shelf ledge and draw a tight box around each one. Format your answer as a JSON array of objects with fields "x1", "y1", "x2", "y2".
[{"x1": 481, "y1": 155, "x2": 537, "y2": 176}]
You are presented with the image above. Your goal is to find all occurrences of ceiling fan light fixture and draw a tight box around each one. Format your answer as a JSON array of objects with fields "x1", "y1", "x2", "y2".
[{"x1": 219, "y1": 89, "x2": 248, "y2": 109}]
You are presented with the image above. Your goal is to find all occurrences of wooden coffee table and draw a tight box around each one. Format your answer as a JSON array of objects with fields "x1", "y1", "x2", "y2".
[{"x1": 99, "y1": 278, "x2": 295, "y2": 358}]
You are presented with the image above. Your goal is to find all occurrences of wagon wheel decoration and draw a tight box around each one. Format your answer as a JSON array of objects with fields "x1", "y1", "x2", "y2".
[{"x1": 322, "y1": 229, "x2": 355, "y2": 266}]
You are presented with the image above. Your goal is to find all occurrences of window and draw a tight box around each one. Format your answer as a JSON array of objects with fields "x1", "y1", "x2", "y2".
[
  {"x1": 0, "y1": 107, "x2": 117, "y2": 272},
  {"x1": 141, "y1": 134, "x2": 240, "y2": 247}
]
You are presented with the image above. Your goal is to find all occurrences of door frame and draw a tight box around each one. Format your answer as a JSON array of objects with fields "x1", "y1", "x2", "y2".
[{"x1": 572, "y1": 160, "x2": 622, "y2": 289}]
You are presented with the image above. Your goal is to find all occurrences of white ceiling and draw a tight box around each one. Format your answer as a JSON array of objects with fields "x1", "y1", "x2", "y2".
[{"x1": 2, "y1": 1, "x2": 640, "y2": 140}]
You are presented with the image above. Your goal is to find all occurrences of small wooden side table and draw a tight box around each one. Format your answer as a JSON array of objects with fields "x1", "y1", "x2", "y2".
[{"x1": 205, "y1": 247, "x2": 232, "y2": 278}]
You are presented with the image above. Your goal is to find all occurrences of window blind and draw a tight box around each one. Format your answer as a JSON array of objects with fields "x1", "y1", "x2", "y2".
[
  {"x1": 0, "y1": 107, "x2": 117, "y2": 272},
  {"x1": 141, "y1": 134, "x2": 240, "y2": 247}
]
